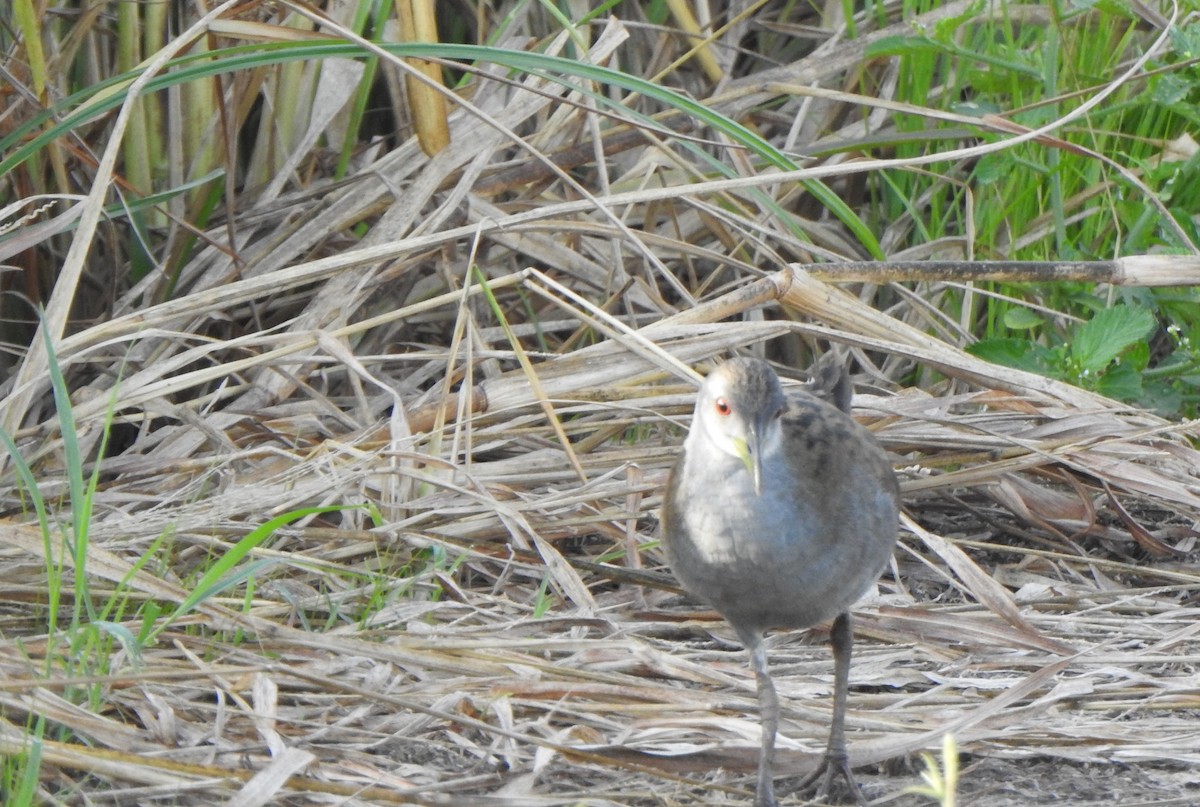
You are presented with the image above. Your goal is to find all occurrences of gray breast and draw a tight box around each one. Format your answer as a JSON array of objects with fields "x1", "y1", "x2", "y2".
[{"x1": 663, "y1": 392, "x2": 899, "y2": 635}]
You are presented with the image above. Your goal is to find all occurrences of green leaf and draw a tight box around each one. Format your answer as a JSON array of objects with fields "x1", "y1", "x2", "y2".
[
  {"x1": 1139, "y1": 379, "x2": 1184, "y2": 415},
  {"x1": 1124, "y1": 339, "x2": 1150, "y2": 371},
  {"x1": 1002, "y1": 307, "x2": 1044, "y2": 330},
  {"x1": 967, "y1": 338, "x2": 1028, "y2": 367},
  {"x1": 967, "y1": 338, "x2": 1032, "y2": 369},
  {"x1": 1152, "y1": 73, "x2": 1191, "y2": 107},
  {"x1": 972, "y1": 153, "x2": 1008, "y2": 185},
  {"x1": 1169, "y1": 23, "x2": 1200, "y2": 59},
  {"x1": 968, "y1": 339, "x2": 1061, "y2": 376},
  {"x1": 1095, "y1": 362, "x2": 1143, "y2": 401},
  {"x1": 1067, "y1": 291, "x2": 1108, "y2": 314},
  {"x1": 865, "y1": 35, "x2": 941, "y2": 58},
  {"x1": 1070, "y1": 306, "x2": 1156, "y2": 372},
  {"x1": 92, "y1": 620, "x2": 143, "y2": 669}
]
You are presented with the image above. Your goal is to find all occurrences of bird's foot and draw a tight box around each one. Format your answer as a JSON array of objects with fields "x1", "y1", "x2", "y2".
[
  {"x1": 754, "y1": 763, "x2": 779, "y2": 807},
  {"x1": 793, "y1": 750, "x2": 867, "y2": 805}
]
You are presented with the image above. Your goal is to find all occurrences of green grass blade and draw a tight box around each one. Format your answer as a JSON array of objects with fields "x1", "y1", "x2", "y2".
[
  {"x1": 40, "y1": 321, "x2": 93, "y2": 626},
  {"x1": 152, "y1": 505, "x2": 359, "y2": 640},
  {"x1": 5, "y1": 716, "x2": 44, "y2": 807}
]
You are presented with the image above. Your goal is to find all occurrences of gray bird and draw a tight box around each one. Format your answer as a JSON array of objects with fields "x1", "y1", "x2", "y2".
[{"x1": 661, "y1": 356, "x2": 900, "y2": 806}]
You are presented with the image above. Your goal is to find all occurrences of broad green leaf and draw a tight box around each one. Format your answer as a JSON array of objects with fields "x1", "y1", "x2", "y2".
[
  {"x1": 1124, "y1": 340, "x2": 1150, "y2": 371},
  {"x1": 1095, "y1": 363, "x2": 1143, "y2": 401},
  {"x1": 972, "y1": 153, "x2": 1008, "y2": 185},
  {"x1": 967, "y1": 338, "x2": 1032, "y2": 369},
  {"x1": 1070, "y1": 306, "x2": 1156, "y2": 372},
  {"x1": 1003, "y1": 307, "x2": 1044, "y2": 330},
  {"x1": 968, "y1": 339, "x2": 1059, "y2": 375},
  {"x1": 1140, "y1": 379, "x2": 1184, "y2": 415}
]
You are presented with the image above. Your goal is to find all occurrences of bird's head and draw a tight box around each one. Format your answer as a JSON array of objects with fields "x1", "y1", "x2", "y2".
[{"x1": 691, "y1": 358, "x2": 787, "y2": 495}]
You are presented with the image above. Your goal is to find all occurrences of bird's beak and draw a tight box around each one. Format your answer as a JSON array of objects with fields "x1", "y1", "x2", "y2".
[{"x1": 734, "y1": 431, "x2": 764, "y2": 496}]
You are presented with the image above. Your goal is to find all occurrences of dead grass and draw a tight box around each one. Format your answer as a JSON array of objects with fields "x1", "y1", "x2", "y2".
[{"x1": 2, "y1": 3, "x2": 1200, "y2": 805}]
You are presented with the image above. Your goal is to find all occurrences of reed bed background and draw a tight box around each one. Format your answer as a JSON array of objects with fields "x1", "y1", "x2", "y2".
[{"x1": 2, "y1": 1, "x2": 1200, "y2": 804}]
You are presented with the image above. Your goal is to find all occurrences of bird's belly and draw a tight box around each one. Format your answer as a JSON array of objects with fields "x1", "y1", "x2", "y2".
[{"x1": 669, "y1": 477, "x2": 890, "y2": 632}]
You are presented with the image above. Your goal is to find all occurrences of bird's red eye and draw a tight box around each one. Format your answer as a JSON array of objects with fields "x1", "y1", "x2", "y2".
[{"x1": 714, "y1": 397, "x2": 732, "y2": 416}]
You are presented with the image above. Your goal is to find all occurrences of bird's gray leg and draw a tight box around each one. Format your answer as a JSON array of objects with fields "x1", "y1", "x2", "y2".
[
  {"x1": 825, "y1": 611, "x2": 865, "y2": 802},
  {"x1": 797, "y1": 612, "x2": 866, "y2": 804},
  {"x1": 748, "y1": 637, "x2": 779, "y2": 807}
]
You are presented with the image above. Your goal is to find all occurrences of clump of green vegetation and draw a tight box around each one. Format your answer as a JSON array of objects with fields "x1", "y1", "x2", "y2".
[
  {"x1": 866, "y1": 1, "x2": 1200, "y2": 416},
  {"x1": 967, "y1": 301, "x2": 1200, "y2": 413}
]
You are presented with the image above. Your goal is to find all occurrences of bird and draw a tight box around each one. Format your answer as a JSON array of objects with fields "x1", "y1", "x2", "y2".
[{"x1": 661, "y1": 355, "x2": 900, "y2": 806}]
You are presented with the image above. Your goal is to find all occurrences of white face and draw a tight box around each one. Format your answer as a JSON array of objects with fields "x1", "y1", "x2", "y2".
[
  {"x1": 693, "y1": 370, "x2": 751, "y2": 462},
  {"x1": 688, "y1": 364, "x2": 786, "y2": 492}
]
